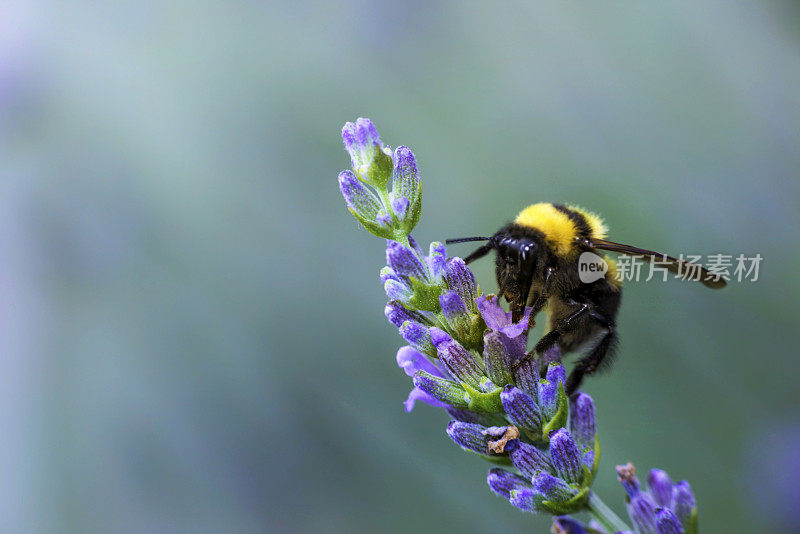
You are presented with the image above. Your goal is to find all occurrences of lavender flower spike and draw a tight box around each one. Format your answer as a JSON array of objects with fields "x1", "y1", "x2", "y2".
[{"x1": 336, "y1": 120, "x2": 707, "y2": 533}]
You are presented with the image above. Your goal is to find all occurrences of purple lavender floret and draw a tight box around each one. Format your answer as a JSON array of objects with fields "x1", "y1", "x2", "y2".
[
  {"x1": 617, "y1": 462, "x2": 641, "y2": 498},
  {"x1": 483, "y1": 331, "x2": 514, "y2": 386},
  {"x1": 410, "y1": 372, "x2": 466, "y2": 410},
  {"x1": 446, "y1": 421, "x2": 494, "y2": 455},
  {"x1": 475, "y1": 294, "x2": 532, "y2": 339},
  {"x1": 384, "y1": 300, "x2": 428, "y2": 328},
  {"x1": 398, "y1": 322, "x2": 434, "y2": 355},
  {"x1": 384, "y1": 278, "x2": 412, "y2": 302},
  {"x1": 439, "y1": 290, "x2": 469, "y2": 324},
  {"x1": 342, "y1": 118, "x2": 384, "y2": 171},
  {"x1": 509, "y1": 441, "x2": 551, "y2": 479},
  {"x1": 396, "y1": 346, "x2": 442, "y2": 378},
  {"x1": 532, "y1": 472, "x2": 578, "y2": 502},
  {"x1": 570, "y1": 393, "x2": 597, "y2": 450},
  {"x1": 403, "y1": 386, "x2": 448, "y2": 412},
  {"x1": 538, "y1": 363, "x2": 567, "y2": 417},
  {"x1": 391, "y1": 146, "x2": 420, "y2": 204},
  {"x1": 550, "y1": 428, "x2": 584, "y2": 484},
  {"x1": 647, "y1": 468, "x2": 674, "y2": 508},
  {"x1": 628, "y1": 493, "x2": 659, "y2": 534},
  {"x1": 338, "y1": 170, "x2": 381, "y2": 220},
  {"x1": 512, "y1": 354, "x2": 539, "y2": 398},
  {"x1": 501, "y1": 385, "x2": 542, "y2": 434},
  {"x1": 656, "y1": 509, "x2": 683, "y2": 534},
  {"x1": 386, "y1": 241, "x2": 428, "y2": 282},
  {"x1": 429, "y1": 327, "x2": 483, "y2": 388},
  {"x1": 509, "y1": 487, "x2": 544, "y2": 513},
  {"x1": 487, "y1": 468, "x2": 532, "y2": 499},
  {"x1": 444, "y1": 258, "x2": 479, "y2": 312},
  {"x1": 672, "y1": 481, "x2": 697, "y2": 531}
]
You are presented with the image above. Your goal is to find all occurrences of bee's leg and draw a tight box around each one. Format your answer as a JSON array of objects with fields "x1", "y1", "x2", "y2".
[
  {"x1": 565, "y1": 311, "x2": 618, "y2": 396},
  {"x1": 511, "y1": 300, "x2": 589, "y2": 372},
  {"x1": 532, "y1": 302, "x2": 590, "y2": 355}
]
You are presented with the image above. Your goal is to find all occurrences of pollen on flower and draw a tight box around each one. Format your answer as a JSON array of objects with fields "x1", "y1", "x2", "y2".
[
  {"x1": 483, "y1": 425, "x2": 520, "y2": 454},
  {"x1": 617, "y1": 462, "x2": 636, "y2": 483}
]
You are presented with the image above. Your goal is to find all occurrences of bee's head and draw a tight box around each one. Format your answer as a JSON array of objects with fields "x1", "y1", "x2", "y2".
[{"x1": 446, "y1": 229, "x2": 540, "y2": 266}]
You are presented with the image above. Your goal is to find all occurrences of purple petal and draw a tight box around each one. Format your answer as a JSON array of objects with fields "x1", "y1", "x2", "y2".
[
  {"x1": 499, "y1": 305, "x2": 532, "y2": 338},
  {"x1": 476, "y1": 294, "x2": 509, "y2": 330},
  {"x1": 427, "y1": 242, "x2": 447, "y2": 280},
  {"x1": 404, "y1": 387, "x2": 447, "y2": 412},
  {"x1": 396, "y1": 346, "x2": 442, "y2": 378}
]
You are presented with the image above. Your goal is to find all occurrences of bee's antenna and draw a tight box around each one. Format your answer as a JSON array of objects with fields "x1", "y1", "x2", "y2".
[{"x1": 445, "y1": 236, "x2": 492, "y2": 244}]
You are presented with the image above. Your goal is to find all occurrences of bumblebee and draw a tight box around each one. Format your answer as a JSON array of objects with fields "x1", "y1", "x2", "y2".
[{"x1": 447, "y1": 202, "x2": 725, "y2": 395}]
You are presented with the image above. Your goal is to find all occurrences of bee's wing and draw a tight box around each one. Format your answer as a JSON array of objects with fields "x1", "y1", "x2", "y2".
[{"x1": 587, "y1": 238, "x2": 726, "y2": 289}]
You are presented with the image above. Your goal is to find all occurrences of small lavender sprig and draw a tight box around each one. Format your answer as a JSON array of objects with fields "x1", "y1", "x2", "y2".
[{"x1": 337, "y1": 118, "x2": 700, "y2": 532}]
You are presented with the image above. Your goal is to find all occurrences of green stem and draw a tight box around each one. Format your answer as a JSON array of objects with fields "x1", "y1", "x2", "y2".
[{"x1": 586, "y1": 491, "x2": 630, "y2": 533}]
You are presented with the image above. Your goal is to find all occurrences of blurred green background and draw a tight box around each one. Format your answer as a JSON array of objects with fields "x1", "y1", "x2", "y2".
[{"x1": 3, "y1": 1, "x2": 799, "y2": 532}]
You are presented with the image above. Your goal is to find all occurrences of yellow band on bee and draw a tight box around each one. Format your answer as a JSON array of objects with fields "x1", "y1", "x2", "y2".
[{"x1": 514, "y1": 203, "x2": 577, "y2": 256}]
